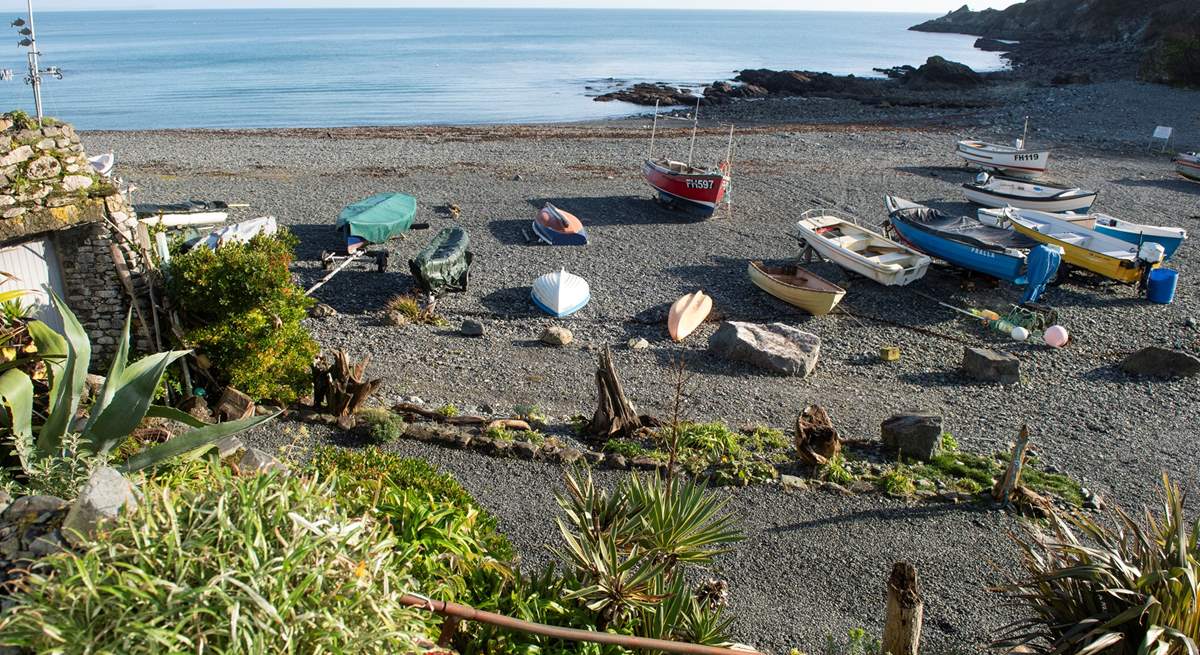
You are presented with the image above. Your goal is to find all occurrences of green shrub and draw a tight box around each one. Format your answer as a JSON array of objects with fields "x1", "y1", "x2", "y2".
[
  {"x1": 877, "y1": 465, "x2": 915, "y2": 497},
  {"x1": 0, "y1": 466, "x2": 432, "y2": 653},
  {"x1": 436, "y1": 403, "x2": 459, "y2": 418},
  {"x1": 167, "y1": 230, "x2": 317, "y2": 404},
  {"x1": 995, "y1": 474, "x2": 1200, "y2": 655},
  {"x1": 359, "y1": 408, "x2": 407, "y2": 443},
  {"x1": 820, "y1": 454, "x2": 855, "y2": 485}
]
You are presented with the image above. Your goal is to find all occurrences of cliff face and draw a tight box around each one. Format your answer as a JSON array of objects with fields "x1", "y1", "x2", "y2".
[
  {"x1": 911, "y1": 0, "x2": 1199, "y2": 43},
  {"x1": 911, "y1": 1, "x2": 1200, "y2": 85}
]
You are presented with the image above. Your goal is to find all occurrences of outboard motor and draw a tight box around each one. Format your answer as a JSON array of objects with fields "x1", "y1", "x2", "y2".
[
  {"x1": 1136, "y1": 242, "x2": 1167, "y2": 294},
  {"x1": 1021, "y1": 244, "x2": 1064, "y2": 304},
  {"x1": 974, "y1": 171, "x2": 991, "y2": 185}
]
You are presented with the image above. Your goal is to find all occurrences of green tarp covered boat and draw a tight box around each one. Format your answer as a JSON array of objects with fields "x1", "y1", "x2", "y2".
[
  {"x1": 337, "y1": 193, "x2": 417, "y2": 251},
  {"x1": 410, "y1": 226, "x2": 473, "y2": 295}
]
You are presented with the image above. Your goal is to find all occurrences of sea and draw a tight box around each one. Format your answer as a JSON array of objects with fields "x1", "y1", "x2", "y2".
[{"x1": 1, "y1": 9, "x2": 1003, "y2": 131}]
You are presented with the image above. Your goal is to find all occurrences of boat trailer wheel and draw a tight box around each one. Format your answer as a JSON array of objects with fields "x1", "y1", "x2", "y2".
[
  {"x1": 373, "y1": 251, "x2": 389, "y2": 273},
  {"x1": 319, "y1": 250, "x2": 334, "y2": 270}
]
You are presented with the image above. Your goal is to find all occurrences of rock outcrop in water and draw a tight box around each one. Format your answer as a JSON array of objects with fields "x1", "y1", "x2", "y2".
[{"x1": 911, "y1": 0, "x2": 1200, "y2": 85}]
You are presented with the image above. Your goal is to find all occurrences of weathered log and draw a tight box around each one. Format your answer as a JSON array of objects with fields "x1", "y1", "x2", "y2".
[
  {"x1": 883, "y1": 562, "x2": 923, "y2": 655},
  {"x1": 311, "y1": 350, "x2": 383, "y2": 417},
  {"x1": 589, "y1": 346, "x2": 645, "y2": 440},
  {"x1": 215, "y1": 386, "x2": 255, "y2": 421},
  {"x1": 794, "y1": 405, "x2": 841, "y2": 466}
]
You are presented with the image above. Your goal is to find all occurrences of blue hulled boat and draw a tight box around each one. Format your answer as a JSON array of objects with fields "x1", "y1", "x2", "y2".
[{"x1": 884, "y1": 196, "x2": 1062, "y2": 304}]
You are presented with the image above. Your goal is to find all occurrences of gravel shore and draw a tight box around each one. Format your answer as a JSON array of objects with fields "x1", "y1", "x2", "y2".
[{"x1": 85, "y1": 78, "x2": 1200, "y2": 653}]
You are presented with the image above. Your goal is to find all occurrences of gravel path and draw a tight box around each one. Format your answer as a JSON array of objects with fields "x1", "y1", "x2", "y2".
[{"x1": 85, "y1": 79, "x2": 1200, "y2": 653}]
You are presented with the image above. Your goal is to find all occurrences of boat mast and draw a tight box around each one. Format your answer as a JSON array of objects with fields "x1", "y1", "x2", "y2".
[
  {"x1": 648, "y1": 100, "x2": 659, "y2": 161},
  {"x1": 686, "y1": 96, "x2": 700, "y2": 166},
  {"x1": 723, "y1": 123, "x2": 735, "y2": 173},
  {"x1": 1020, "y1": 115, "x2": 1029, "y2": 148}
]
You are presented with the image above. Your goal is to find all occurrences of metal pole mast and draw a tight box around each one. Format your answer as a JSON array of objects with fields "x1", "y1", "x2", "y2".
[
  {"x1": 25, "y1": 0, "x2": 43, "y2": 122},
  {"x1": 686, "y1": 96, "x2": 699, "y2": 166}
]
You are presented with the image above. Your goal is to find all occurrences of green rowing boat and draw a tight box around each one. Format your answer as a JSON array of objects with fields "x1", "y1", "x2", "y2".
[
  {"x1": 337, "y1": 193, "x2": 417, "y2": 250},
  {"x1": 410, "y1": 226, "x2": 473, "y2": 295}
]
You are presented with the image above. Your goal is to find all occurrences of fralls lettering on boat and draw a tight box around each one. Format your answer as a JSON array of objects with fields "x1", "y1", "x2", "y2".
[{"x1": 969, "y1": 247, "x2": 998, "y2": 259}]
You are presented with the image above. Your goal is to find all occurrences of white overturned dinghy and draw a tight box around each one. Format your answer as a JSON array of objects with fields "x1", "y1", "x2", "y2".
[
  {"x1": 963, "y1": 173, "x2": 1096, "y2": 213},
  {"x1": 956, "y1": 140, "x2": 1050, "y2": 177},
  {"x1": 531, "y1": 268, "x2": 590, "y2": 318},
  {"x1": 796, "y1": 209, "x2": 930, "y2": 286}
]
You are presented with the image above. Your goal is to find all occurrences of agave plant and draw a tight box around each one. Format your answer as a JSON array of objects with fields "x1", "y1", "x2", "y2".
[
  {"x1": 995, "y1": 473, "x2": 1200, "y2": 655},
  {"x1": 624, "y1": 472, "x2": 741, "y2": 568},
  {"x1": 0, "y1": 288, "x2": 274, "y2": 493}
]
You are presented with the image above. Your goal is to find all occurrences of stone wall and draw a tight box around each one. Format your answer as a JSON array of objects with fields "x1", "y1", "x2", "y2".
[{"x1": 0, "y1": 111, "x2": 150, "y2": 362}]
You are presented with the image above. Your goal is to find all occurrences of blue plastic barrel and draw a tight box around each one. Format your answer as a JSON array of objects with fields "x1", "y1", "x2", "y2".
[{"x1": 1147, "y1": 268, "x2": 1178, "y2": 304}]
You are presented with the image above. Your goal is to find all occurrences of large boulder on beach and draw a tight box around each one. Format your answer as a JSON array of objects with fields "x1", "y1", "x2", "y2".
[
  {"x1": 902, "y1": 56, "x2": 985, "y2": 90},
  {"x1": 881, "y1": 412, "x2": 944, "y2": 462},
  {"x1": 962, "y1": 347, "x2": 1020, "y2": 384},
  {"x1": 708, "y1": 322, "x2": 820, "y2": 377},
  {"x1": 1120, "y1": 347, "x2": 1200, "y2": 379}
]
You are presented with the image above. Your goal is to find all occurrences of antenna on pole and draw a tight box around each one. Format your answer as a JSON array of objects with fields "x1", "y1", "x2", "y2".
[
  {"x1": 686, "y1": 96, "x2": 700, "y2": 166},
  {"x1": 6, "y1": 1, "x2": 63, "y2": 123},
  {"x1": 648, "y1": 99, "x2": 659, "y2": 161}
]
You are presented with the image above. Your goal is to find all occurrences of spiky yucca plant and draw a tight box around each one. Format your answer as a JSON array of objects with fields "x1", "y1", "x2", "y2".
[{"x1": 995, "y1": 474, "x2": 1200, "y2": 655}]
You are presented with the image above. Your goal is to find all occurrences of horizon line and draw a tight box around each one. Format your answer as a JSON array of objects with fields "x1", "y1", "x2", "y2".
[{"x1": 34, "y1": 5, "x2": 945, "y2": 14}]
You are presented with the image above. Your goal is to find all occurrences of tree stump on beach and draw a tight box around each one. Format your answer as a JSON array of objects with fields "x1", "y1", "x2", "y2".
[
  {"x1": 588, "y1": 346, "x2": 646, "y2": 440},
  {"x1": 883, "y1": 562, "x2": 923, "y2": 655},
  {"x1": 312, "y1": 350, "x2": 382, "y2": 417},
  {"x1": 794, "y1": 405, "x2": 841, "y2": 466}
]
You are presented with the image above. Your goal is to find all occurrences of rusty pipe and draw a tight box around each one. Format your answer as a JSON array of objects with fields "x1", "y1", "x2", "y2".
[{"x1": 400, "y1": 593, "x2": 761, "y2": 655}]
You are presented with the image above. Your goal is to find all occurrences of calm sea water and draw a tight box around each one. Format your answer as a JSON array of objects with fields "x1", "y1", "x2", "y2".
[{"x1": 2, "y1": 9, "x2": 1002, "y2": 130}]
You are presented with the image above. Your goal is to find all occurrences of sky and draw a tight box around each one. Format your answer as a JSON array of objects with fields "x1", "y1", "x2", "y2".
[{"x1": 29, "y1": 1, "x2": 1022, "y2": 12}]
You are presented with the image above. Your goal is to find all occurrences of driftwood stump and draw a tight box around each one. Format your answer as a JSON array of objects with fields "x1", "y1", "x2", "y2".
[
  {"x1": 794, "y1": 405, "x2": 841, "y2": 466},
  {"x1": 588, "y1": 346, "x2": 646, "y2": 439},
  {"x1": 993, "y1": 424, "x2": 1031, "y2": 503},
  {"x1": 883, "y1": 562, "x2": 923, "y2": 655},
  {"x1": 311, "y1": 350, "x2": 382, "y2": 417}
]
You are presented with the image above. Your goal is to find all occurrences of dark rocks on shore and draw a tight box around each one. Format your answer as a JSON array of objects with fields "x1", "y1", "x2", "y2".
[
  {"x1": 901, "y1": 56, "x2": 986, "y2": 90},
  {"x1": 973, "y1": 37, "x2": 1010, "y2": 52},
  {"x1": 593, "y1": 82, "x2": 697, "y2": 106}
]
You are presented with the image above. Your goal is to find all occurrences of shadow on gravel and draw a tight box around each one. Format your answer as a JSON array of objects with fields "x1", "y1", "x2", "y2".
[
  {"x1": 768, "y1": 501, "x2": 987, "y2": 532},
  {"x1": 308, "y1": 270, "x2": 415, "y2": 314},
  {"x1": 480, "y1": 286, "x2": 541, "y2": 319},
  {"x1": 898, "y1": 368, "x2": 963, "y2": 387},
  {"x1": 289, "y1": 222, "x2": 341, "y2": 261},
  {"x1": 486, "y1": 218, "x2": 535, "y2": 246},
  {"x1": 1112, "y1": 177, "x2": 1199, "y2": 193},
  {"x1": 894, "y1": 165, "x2": 974, "y2": 182},
  {"x1": 528, "y1": 195, "x2": 701, "y2": 226}
]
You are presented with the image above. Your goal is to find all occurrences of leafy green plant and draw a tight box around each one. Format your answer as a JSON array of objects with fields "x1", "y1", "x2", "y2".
[
  {"x1": 0, "y1": 464, "x2": 432, "y2": 653},
  {"x1": 386, "y1": 294, "x2": 448, "y2": 326},
  {"x1": 167, "y1": 231, "x2": 317, "y2": 403},
  {"x1": 6, "y1": 109, "x2": 36, "y2": 131},
  {"x1": 0, "y1": 290, "x2": 272, "y2": 496},
  {"x1": 437, "y1": 403, "x2": 459, "y2": 418},
  {"x1": 877, "y1": 465, "x2": 915, "y2": 497},
  {"x1": 940, "y1": 432, "x2": 959, "y2": 452},
  {"x1": 484, "y1": 425, "x2": 514, "y2": 442},
  {"x1": 820, "y1": 454, "x2": 855, "y2": 485},
  {"x1": 0, "y1": 298, "x2": 31, "y2": 326},
  {"x1": 513, "y1": 403, "x2": 547, "y2": 427},
  {"x1": 819, "y1": 627, "x2": 882, "y2": 655},
  {"x1": 995, "y1": 474, "x2": 1200, "y2": 655}
]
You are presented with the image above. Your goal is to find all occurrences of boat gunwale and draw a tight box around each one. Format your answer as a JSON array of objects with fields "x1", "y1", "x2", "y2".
[
  {"x1": 748, "y1": 260, "x2": 845, "y2": 295},
  {"x1": 796, "y1": 211, "x2": 931, "y2": 279}
]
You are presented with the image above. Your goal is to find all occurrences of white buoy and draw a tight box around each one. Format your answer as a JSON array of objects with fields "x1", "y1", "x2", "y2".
[{"x1": 1011, "y1": 326, "x2": 1029, "y2": 342}]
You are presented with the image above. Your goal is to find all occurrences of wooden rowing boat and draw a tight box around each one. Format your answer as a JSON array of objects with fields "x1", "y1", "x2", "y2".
[
  {"x1": 747, "y1": 261, "x2": 845, "y2": 316},
  {"x1": 963, "y1": 173, "x2": 1096, "y2": 213},
  {"x1": 531, "y1": 268, "x2": 590, "y2": 318},
  {"x1": 1006, "y1": 208, "x2": 1156, "y2": 284},
  {"x1": 955, "y1": 140, "x2": 1050, "y2": 177},
  {"x1": 667, "y1": 290, "x2": 712, "y2": 341},
  {"x1": 796, "y1": 209, "x2": 930, "y2": 286}
]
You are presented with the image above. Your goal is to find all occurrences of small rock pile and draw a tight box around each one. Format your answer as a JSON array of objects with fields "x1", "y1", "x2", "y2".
[{"x1": 0, "y1": 112, "x2": 102, "y2": 227}]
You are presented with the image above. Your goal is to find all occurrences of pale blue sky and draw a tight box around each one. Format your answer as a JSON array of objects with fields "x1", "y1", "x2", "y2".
[{"x1": 30, "y1": 1, "x2": 1021, "y2": 12}]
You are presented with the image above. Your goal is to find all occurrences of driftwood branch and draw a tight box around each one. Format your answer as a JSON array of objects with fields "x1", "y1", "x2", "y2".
[
  {"x1": 794, "y1": 405, "x2": 841, "y2": 466},
  {"x1": 311, "y1": 350, "x2": 382, "y2": 417},
  {"x1": 992, "y1": 425, "x2": 1054, "y2": 517},
  {"x1": 588, "y1": 346, "x2": 647, "y2": 440}
]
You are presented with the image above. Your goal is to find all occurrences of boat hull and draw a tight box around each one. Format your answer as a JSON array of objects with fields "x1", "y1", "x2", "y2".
[
  {"x1": 956, "y1": 140, "x2": 1050, "y2": 176},
  {"x1": 1091, "y1": 217, "x2": 1186, "y2": 261},
  {"x1": 796, "y1": 213, "x2": 930, "y2": 286},
  {"x1": 963, "y1": 186, "x2": 1096, "y2": 213},
  {"x1": 1008, "y1": 210, "x2": 1146, "y2": 284},
  {"x1": 1175, "y1": 154, "x2": 1200, "y2": 182},
  {"x1": 747, "y1": 261, "x2": 845, "y2": 316},
  {"x1": 642, "y1": 159, "x2": 728, "y2": 217},
  {"x1": 889, "y1": 213, "x2": 1026, "y2": 282},
  {"x1": 531, "y1": 269, "x2": 591, "y2": 318},
  {"x1": 667, "y1": 291, "x2": 713, "y2": 341}
]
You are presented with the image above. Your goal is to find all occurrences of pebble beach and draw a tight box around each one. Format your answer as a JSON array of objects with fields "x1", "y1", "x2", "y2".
[{"x1": 85, "y1": 77, "x2": 1200, "y2": 653}]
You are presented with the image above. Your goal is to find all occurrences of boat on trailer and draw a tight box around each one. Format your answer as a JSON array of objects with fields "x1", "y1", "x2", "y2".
[
  {"x1": 963, "y1": 172, "x2": 1096, "y2": 213},
  {"x1": 747, "y1": 260, "x2": 845, "y2": 316},
  {"x1": 642, "y1": 100, "x2": 732, "y2": 218},
  {"x1": 796, "y1": 209, "x2": 930, "y2": 286},
  {"x1": 1005, "y1": 208, "x2": 1161, "y2": 284},
  {"x1": 956, "y1": 117, "x2": 1050, "y2": 177},
  {"x1": 1175, "y1": 152, "x2": 1200, "y2": 182},
  {"x1": 337, "y1": 193, "x2": 422, "y2": 254}
]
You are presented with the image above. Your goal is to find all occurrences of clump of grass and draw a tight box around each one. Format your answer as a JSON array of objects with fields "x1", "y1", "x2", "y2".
[
  {"x1": 877, "y1": 465, "x2": 915, "y2": 497},
  {"x1": 940, "y1": 432, "x2": 959, "y2": 452},
  {"x1": 513, "y1": 404, "x2": 548, "y2": 427},
  {"x1": 436, "y1": 403, "x2": 459, "y2": 419},
  {"x1": 385, "y1": 294, "x2": 448, "y2": 326},
  {"x1": 568, "y1": 414, "x2": 589, "y2": 435},
  {"x1": 820, "y1": 454, "x2": 855, "y2": 485},
  {"x1": 359, "y1": 407, "x2": 407, "y2": 443},
  {"x1": 484, "y1": 426, "x2": 514, "y2": 442},
  {"x1": 745, "y1": 425, "x2": 789, "y2": 451}
]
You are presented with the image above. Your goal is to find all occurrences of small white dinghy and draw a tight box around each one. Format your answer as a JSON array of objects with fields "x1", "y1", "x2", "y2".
[
  {"x1": 963, "y1": 172, "x2": 1096, "y2": 213},
  {"x1": 956, "y1": 140, "x2": 1050, "y2": 177},
  {"x1": 531, "y1": 268, "x2": 590, "y2": 318},
  {"x1": 88, "y1": 153, "x2": 115, "y2": 177},
  {"x1": 796, "y1": 209, "x2": 930, "y2": 286}
]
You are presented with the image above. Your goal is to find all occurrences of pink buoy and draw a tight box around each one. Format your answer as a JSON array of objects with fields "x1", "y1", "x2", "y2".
[{"x1": 1044, "y1": 325, "x2": 1069, "y2": 348}]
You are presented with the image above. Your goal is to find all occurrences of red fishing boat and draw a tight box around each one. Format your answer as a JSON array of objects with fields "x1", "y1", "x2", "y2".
[{"x1": 642, "y1": 100, "x2": 733, "y2": 218}]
